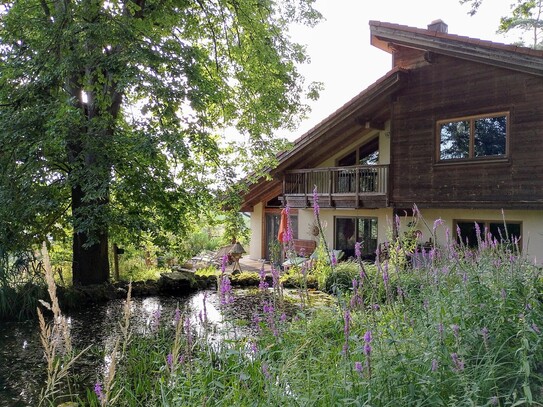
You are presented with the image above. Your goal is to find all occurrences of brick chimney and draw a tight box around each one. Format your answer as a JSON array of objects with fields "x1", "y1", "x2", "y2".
[{"x1": 427, "y1": 19, "x2": 448, "y2": 33}]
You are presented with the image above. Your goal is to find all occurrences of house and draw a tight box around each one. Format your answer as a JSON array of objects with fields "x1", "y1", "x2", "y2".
[{"x1": 241, "y1": 20, "x2": 543, "y2": 263}]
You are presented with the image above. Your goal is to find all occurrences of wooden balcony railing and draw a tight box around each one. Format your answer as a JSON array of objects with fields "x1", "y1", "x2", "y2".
[{"x1": 282, "y1": 165, "x2": 389, "y2": 209}]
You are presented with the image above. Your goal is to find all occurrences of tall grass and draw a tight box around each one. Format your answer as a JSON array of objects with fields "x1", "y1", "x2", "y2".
[{"x1": 41, "y1": 208, "x2": 543, "y2": 406}]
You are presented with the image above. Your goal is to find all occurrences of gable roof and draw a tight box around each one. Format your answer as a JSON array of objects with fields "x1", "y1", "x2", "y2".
[
  {"x1": 241, "y1": 20, "x2": 543, "y2": 211},
  {"x1": 370, "y1": 21, "x2": 543, "y2": 77}
]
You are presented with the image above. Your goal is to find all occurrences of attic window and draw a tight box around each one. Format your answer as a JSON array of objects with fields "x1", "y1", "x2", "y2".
[{"x1": 437, "y1": 112, "x2": 508, "y2": 161}]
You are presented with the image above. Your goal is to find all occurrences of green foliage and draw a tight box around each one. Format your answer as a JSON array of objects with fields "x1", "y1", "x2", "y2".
[
  {"x1": 0, "y1": 0, "x2": 322, "y2": 283},
  {"x1": 461, "y1": 0, "x2": 543, "y2": 49}
]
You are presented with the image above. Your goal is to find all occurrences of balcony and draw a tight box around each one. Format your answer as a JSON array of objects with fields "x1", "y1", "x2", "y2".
[{"x1": 282, "y1": 165, "x2": 389, "y2": 209}]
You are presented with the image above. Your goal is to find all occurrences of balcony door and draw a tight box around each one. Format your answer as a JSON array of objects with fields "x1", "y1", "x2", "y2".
[
  {"x1": 336, "y1": 138, "x2": 379, "y2": 193},
  {"x1": 335, "y1": 217, "x2": 378, "y2": 260}
]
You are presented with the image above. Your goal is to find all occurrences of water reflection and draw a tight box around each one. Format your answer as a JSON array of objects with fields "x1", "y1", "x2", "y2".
[{"x1": 0, "y1": 288, "x2": 331, "y2": 406}]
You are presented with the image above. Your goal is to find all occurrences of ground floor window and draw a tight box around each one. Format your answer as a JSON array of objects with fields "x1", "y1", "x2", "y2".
[
  {"x1": 335, "y1": 217, "x2": 378, "y2": 260},
  {"x1": 455, "y1": 220, "x2": 521, "y2": 249}
]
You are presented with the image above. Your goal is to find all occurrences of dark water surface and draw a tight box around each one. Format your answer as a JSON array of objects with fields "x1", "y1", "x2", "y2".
[
  {"x1": 0, "y1": 290, "x2": 230, "y2": 407},
  {"x1": 0, "y1": 288, "x2": 327, "y2": 406}
]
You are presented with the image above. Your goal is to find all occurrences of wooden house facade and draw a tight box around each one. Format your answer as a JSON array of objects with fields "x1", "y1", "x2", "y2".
[{"x1": 241, "y1": 20, "x2": 543, "y2": 263}]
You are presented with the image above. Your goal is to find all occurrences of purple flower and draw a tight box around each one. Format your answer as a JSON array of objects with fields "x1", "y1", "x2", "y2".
[
  {"x1": 532, "y1": 323, "x2": 541, "y2": 334},
  {"x1": 250, "y1": 341, "x2": 258, "y2": 354},
  {"x1": 433, "y1": 218, "x2": 444, "y2": 233},
  {"x1": 221, "y1": 254, "x2": 228, "y2": 274},
  {"x1": 451, "y1": 353, "x2": 464, "y2": 372},
  {"x1": 312, "y1": 185, "x2": 320, "y2": 217},
  {"x1": 94, "y1": 382, "x2": 104, "y2": 401},
  {"x1": 481, "y1": 326, "x2": 489, "y2": 344},
  {"x1": 354, "y1": 361, "x2": 363, "y2": 373},
  {"x1": 363, "y1": 330, "x2": 372, "y2": 356},
  {"x1": 167, "y1": 353, "x2": 174, "y2": 368},
  {"x1": 331, "y1": 252, "x2": 337, "y2": 266},
  {"x1": 280, "y1": 313, "x2": 287, "y2": 323},
  {"x1": 490, "y1": 396, "x2": 499, "y2": 405},
  {"x1": 431, "y1": 359, "x2": 438, "y2": 372},
  {"x1": 437, "y1": 323, "x2": 444, "y2": 337},
  {"x1": 219, "y1": 275, "x2": 233, "y2": 305},
  {"x1": 151, "y1": 306, "x2": 161, "y2": 331},
  {"x1": 262, "y1": 363, "x2": 271, "y2": 380},
  {"x1": 501, "y1": 288, "x2": 507, "y2": 300},
  {"x1": 258, "y1": 264, "x2": 269, "y2": 290},
  {"x1": 355, "y1": 242, "x2": 362, "y2": 259},
  {"x1": 452, "y1": 324, "x2": 460, "y2": 339},
  {"x1": 173, "y1": 308, "x2": 181, "y2": 325}
]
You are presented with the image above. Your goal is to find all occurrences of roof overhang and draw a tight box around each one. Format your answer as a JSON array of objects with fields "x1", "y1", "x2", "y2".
[
  {"x1": 240, "y1": 68, "x2": 408, "y2": 211},
  {"x1": 370, "y1": 21, "x2": 543, "y2": 77}
]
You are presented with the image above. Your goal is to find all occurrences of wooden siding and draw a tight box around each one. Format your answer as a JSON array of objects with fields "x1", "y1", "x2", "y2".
[{"x1": 390, "y1": 53, "x2": 543, "y2": 209}]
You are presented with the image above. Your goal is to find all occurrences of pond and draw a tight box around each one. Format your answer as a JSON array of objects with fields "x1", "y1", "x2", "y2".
[{"x1": 0, "y1": 288, "x2": 332, "y2": 406}]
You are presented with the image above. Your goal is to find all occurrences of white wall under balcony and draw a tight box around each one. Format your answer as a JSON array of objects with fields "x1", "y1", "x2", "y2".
[{"x1": 249, "y1": 202, "x2": 263, "y2": 260}]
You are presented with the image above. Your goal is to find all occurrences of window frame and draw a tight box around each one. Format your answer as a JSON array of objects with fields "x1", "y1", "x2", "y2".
[
  {"x1": 436, "y1": 111, "x2": 510, "y2": 163},
  {"x1": 334, "y1": 216, "x2": 378, "y2": 259}
]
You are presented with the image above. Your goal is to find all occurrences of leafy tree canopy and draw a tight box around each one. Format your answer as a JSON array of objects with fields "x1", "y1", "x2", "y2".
[
  {"x1": 460, "y1": 0, "x2": 543, "y2": 48},
  {"x1": 0, "y1": 0, "x2": 322, "y2": 284}
]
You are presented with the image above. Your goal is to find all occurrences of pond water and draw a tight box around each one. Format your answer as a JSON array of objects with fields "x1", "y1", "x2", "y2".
[{"x1": 0, "y1": 288, "x2": 331, "y2": 406}]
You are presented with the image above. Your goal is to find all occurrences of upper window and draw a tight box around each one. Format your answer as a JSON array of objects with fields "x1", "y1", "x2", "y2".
[
  {"x1": 438, "y1": 113, "x2": 508, "y2": 161},
  {"x1": 338, "y1": 137, "x2": 379, "y2": 167}
]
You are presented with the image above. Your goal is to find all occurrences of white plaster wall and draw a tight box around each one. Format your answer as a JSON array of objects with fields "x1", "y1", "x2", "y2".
[
  {"x1": 398, "y1": 208, "x2": 543, "y2": 264},
  {"x1": 296, "y1": 207, "x2": 394, "y2": 251},
  {"x1": 249, "y1": 203, "x2": 263, "y2": 260}
]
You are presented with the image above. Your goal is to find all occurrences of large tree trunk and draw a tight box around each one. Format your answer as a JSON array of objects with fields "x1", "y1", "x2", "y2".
[{"x1": 71, "y1": 185, "x2": 110, "y2": 286}]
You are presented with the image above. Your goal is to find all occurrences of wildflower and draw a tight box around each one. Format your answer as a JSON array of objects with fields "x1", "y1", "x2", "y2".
[
  {"x1": 532, "y1": 323, "x2": 541, "y2": 334},
  {"x1": 501, "y1": 288, "x2": 507, "y2": 300},
  {"x1": 490, "y1": 396, "x2": 499, "y2": 405},
  {"x1": 382, "y1": 263, "x2": 389, "y2": 286},
  {"x1": 331, "y1": 252, "x2": 337, "y2": 266},
  {"x1": 250, "y1": 341, "x2": 259, "y2": 354},
  {"x1": 94, "y1": 382, "x2": 104, "y2": 402},
  {"x1": 450, "y1": 352, "x2": 464, "y2": 372},
  {"x1": 151, "y1": 306, "x2": 161, "y2": 331},
  {"x1": 433, "y1": 218, "x2": 443, "y2": 233},
  {"x1": 184, "y1": 317, "x2": 192, "y2": 350},
  {"x1": 258, "y1": 264, "x2": 269, "y2": 290},
  {"x1": 355, "y1": 241, "x2": 362, "y2": 259},
  {"x1": 354, "y1": 361, "x2": 363, "y2": 374},
  {"x1": 412, "y1": 203, "x2": 420, "y2": 218},
  {"x1": 312, "y1": 185, "x2": 320, "y2": 217},
  {"x1": 262, "y1": 363, "x2": 271, "y2": 380},
  {"x1": 173, "y1": 307, "x2": 181, "y2": 325},
  {"x1": 431, "y1": 359, "x2": 438, "y2": 372},
  {"x1": 363, "y1": 330, "x2": 372, "y2": 356},
  {"x1": 280, "y1": 313, "x2": 287, "y2": 323},
  {"x1": 219, "y1": 275, "x2": 233, "y2": 305},
  {"x1": 167, "y1": 353, "x2": 174, "y2": 368},
  {"x1": 437, "y1": 323, "x2": 444, "y2": 337},
  {"x1": 220, "y1": 254, "x2": 228, "y2": 274},
  {"x1": 452, "y1": 324, "x2": 460, "y2": 339},
  {"x1": 481, "y1": 326, "x2": 490, "y2": 350}
]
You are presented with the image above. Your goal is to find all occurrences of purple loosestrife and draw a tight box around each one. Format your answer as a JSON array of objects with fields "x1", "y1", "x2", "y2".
[
  {"x1": 331, "y1": 252, "x2": 337, "y2": 266},
  {"x1": 481, "y1": 326, "x2": 490, "y2": 349},
  {"x1": 151, "y1": 306, "x2": 161, "y2": 332},
  {"x1": 271, "y1": 266, "x2": 281, "y2": 291},
  {"x1": 451, "y1": 352, "x2": 464, "y2": 372},
  {"x1": 94, "y1": 382, "x2": 104, "y2": 402},
  {"x1": 167, "y1": 353, "x2": 174, "y2": 369},
  {"x1": 431, "y1": 359, "x2": 439, "y2": 372},
  {"x1": 355, "y1": 241, "x2": 362, "y2": 259},
  {"x1": 285, "y1": 206, "x2": 293, "y2": 244},
  {"x1": 452, "y1": 324, "x2": 460, "y2": 340},
  {"x1": 363, "y1": 330, "x2": 372, "y2": 356},
  {"x1": 433, "y1": 218, "x2": 444, "y2": 233},
  {"x1": 174, "y1": 308, "x2": 181, "y2": 325},
  {"x1": 354, "y1": 361, "x2": 363, "y2": 374},
  {"x1": 262, "y1": 363, "x2": 271, "y2": 380},
  {"x1": 258, "y1": 264, "x2": 269, "y2": 290},
  {"x1": 221, "y1": 254, "x2": 228, "y2": 274},
  {"x1": 219, "y1": 275, "x2": 233, "y2": 305},
  {"x1": 312, "y1": 185, "x2": 320, "y2": 217}
]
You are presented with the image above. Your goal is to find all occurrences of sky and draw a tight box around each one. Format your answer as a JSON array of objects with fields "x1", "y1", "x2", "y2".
[{"x1": 286, "y1": 0, "x2": 521, "y2": 140}]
